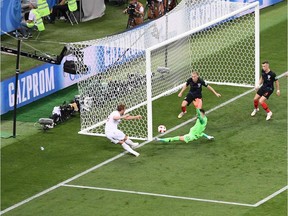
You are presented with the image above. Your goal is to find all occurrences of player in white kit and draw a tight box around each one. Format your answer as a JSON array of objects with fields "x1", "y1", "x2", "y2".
[{"x1": 105, "y1": 104, "x2": 142, "y2": 157}]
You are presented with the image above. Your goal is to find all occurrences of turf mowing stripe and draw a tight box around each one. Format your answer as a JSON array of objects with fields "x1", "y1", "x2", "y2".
[
  {"x1": 1, "y1": 72, "x2": 286, "y2": 214},
  {"x1": 63, "y1": 184, "x2": 256, "y2": 207},
  {"x1": 253, "y1": 185, "x2": 288, "y2": 207}
]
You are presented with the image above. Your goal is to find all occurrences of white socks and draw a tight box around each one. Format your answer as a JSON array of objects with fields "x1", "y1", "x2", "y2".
[
  {"x1": 121, "y1": 143, "x2": 140, "y2": 157},
  {"x1": 125, "y1": 139, "x2": 139, "y2": 148},
  {"x1": 125, "y1": 139, "x2": 135, "y2": 145}
]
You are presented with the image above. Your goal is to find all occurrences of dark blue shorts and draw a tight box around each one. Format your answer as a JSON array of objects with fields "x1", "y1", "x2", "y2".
[{"x1": 257, "y1": 86, "x2": 273, "y2": 99}]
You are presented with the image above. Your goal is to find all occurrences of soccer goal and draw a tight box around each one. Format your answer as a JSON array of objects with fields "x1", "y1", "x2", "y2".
[{"x1": 69, "y1": 0, "x2": 259, "y2": 140}]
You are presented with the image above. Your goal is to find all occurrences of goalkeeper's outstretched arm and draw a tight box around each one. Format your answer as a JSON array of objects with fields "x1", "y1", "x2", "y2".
[
  {"x1": 202, "y1": 133, "x2": 214, "y2": 140},
  {"x1": 196, "y1": 108, "x2": 205, "y2": 124}
]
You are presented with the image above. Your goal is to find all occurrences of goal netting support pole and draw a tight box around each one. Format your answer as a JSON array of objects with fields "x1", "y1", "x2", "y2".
[{"x1": 69, "y1": 0, "x2": 259, "y2": 141}]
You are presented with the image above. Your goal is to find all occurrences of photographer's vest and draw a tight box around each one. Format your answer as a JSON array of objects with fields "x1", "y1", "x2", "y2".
[
  {"x1": 67, "y1": 0, "x2": 77, "y2": 12},
  {"x1": 27, "y1": 9, "x2": 45, "y2": 31},
  {"x1": 37, "y1": 0, "x2": 50, "y2": 17}
]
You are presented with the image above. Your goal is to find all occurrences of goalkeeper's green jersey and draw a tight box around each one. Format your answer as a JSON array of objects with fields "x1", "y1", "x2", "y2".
[{"x1": 189, "y1": 109, "x2": 207, "y2": 137}]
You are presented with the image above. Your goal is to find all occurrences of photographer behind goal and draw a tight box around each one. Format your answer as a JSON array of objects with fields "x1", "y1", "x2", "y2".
[{"x1": 123, "y1": 0, "x2": 144, "y2": 27}]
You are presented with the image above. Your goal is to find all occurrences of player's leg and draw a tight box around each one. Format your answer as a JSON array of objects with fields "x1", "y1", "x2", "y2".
[
  {"x1": 183, "y1": 134, "x2": 196, "y2": 143},
  {"x1": 124, "y1": 136, "x2": 139, "y2": 149},
  {"x1": 179, "y1": 93, "x2": 194, "y2": 118},
  {"x1": 259, "y1": 94, "x2": 273, "y2": 120},
  {"x1": 178, "y1": 100, "x2": 188, "y2": 118},
  {"x1": 193, "y1": 98, "x2": 202, "y2": 109},
  {"x1": 107, "y1": 130, "x2": 140, "y2": 156},
  {"x1": 251, "y1": 93, "x2": 261, "y2": 116},
  {"x1": 155, "y1": 135, "x2": 185, "y2": 142},
  {"x1": 121, "y1": 142, "x2": 140, "y2": 157}
]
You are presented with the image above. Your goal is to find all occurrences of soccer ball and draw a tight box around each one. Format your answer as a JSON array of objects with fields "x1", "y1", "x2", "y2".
[{"x1": 158, "y1": 125, "x2": 166, "y2": 133}]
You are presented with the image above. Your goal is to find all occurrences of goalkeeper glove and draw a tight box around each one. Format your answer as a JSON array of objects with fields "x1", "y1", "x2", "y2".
[{"x1": 207, "y1": 135, "x2": 214, "y2": 140}]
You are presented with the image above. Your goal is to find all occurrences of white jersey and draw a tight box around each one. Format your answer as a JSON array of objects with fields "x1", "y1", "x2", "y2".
[
  {"x1": 105, "y1": 111, "x2": 121, "y2": 133},
  {"x1": 28, "y1": 10, "x2": 37, "y2": 23}
]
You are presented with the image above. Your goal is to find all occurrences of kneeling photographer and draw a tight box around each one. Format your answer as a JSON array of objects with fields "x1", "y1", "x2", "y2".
[{"x1": 123, "y1": 0, "x2": 144, "y2": 29}]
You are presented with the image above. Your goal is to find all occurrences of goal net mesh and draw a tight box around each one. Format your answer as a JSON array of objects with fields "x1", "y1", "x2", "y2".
[{"x1": 68, "y1": 0, "x2": 257, "y2": 139}]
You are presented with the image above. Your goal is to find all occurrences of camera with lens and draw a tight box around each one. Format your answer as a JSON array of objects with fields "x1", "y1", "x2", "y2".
[{"x1": 127, "y1": 3, "x2": 136, "y2": 15}]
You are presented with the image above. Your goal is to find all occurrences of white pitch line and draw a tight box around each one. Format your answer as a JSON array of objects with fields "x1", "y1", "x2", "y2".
[
  {"x1": 1, "y1": 72, "x2": 287, "y2": 214},
  {"x1": 0, "y1": 152, "x2": 127, "y2": 215},
  {"x1": 63, "y1": 184, "x2": 255, "y2": 207},
  {"x1": 253, "y1": 185, "x2": 288, "y2": 207},
  {"x1": 156, "y1": 87, "x2": 255, "y2": 138}
]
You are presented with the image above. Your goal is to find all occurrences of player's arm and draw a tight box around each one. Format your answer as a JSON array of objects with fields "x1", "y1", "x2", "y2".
[
  {"x1": 201, "y1": 133, "x2": 214, "y2": 140},
  {"x1": 275, "y1": 79, "x2": 280, "y2": 96},
  {"x1": 207, "y1": 85, "x2": 221, "y2": 97},
  {"x1": 196, "y1": 108, "x2": 205, "y2": 124},
  {"x1": 178, "y1": 83, "x2": 188, "y2": 97},
  {"x1": 113, "y1": 114, "x2": 126, "y2": 120},
  {"x1": 113, "y1": 113, "x2": 141, "y2": 120},
  {"x1": 255, "y1": 76, "x2": 263, "y2": 90},
  {"x1": 124, "y1": 115, "x2": 142, "y2": 120}
]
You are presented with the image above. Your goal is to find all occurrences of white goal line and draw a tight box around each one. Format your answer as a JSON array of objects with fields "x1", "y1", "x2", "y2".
[{"x1": 1, "y1": 72, "x2": 286, "y2": 215}]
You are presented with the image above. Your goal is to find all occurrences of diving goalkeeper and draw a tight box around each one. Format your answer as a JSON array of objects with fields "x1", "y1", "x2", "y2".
[{"x1": 155, "y1": 108, "x2": 214, "y2": 143}]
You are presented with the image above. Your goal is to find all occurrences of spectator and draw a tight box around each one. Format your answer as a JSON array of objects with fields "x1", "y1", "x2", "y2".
[
  {"x1": 124, "y1": 0, "x2": 144, "y2": 28},
  {"x1": 49, "y1": 0, "x2": 69, "y2": 23},
  {"x1": 19, "y1": 1, "x2": 45, "y2": 38}
]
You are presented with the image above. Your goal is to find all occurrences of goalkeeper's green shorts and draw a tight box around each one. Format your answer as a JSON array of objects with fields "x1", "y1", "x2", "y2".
[{"x1": 183, "y1": 134, "x2": 198, "y2": 143}]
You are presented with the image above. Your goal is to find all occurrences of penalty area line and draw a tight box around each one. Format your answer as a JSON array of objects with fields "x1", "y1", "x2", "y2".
[
  {"x1": 0, "y1": 86, "x2": 259, "y2": 214},
  {"x1": 155, "y1": 86, "x2": 255, "y2": 138},
  {"x1": 253, "y1": 185, "x2": 288, "y2": 207},
  {"x1": 63, "y1": 184, "x2": 255, "y2": 207},
  {"x1": 155, "y1": 71, "x2": 287, "y2": 139},
  {"x1": 1, "y1": 72, "x2": 286, "y2": 214}
]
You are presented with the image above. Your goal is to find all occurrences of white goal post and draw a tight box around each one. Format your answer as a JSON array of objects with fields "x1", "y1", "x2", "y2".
[{"x1": 69, "y1": 0, "x2": 259, "y2": 141}]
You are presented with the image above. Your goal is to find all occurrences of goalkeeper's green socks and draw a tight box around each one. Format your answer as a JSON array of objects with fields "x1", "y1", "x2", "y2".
[{"x1": 160, "y1": 136, "x2": 180, "y2": 142}]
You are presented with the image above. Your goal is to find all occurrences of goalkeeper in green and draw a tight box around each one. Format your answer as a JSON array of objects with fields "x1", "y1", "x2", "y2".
[{"x1": 155, "y1": 108, "x2": 214, "y2": 143}]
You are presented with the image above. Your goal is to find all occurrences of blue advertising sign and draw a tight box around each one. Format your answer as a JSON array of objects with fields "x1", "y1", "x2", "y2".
[
  {"x1": 0, "y1": 0, "x2": 22, "y2": 34},
  {"x1": 0, "y1": 64, "x2": 62, "y2": 115},
  {"x1": 0, "y1": 59, "x2": 99, "y2": 115}
]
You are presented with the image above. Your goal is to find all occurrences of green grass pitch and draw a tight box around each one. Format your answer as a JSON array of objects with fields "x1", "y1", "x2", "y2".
[{"x1": 1, "y1": 1, "x2": 287, "y2": 215}]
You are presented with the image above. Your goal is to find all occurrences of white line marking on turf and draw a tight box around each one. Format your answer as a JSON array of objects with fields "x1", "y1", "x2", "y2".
[
  {"x1": 63, "y1": 184, "x2": 255, "y2": 207},
  {"x1": 156, "y1": 71, "x2": 287, "y2": 139},
  {"x1": 155, "y1": 88, "x2": 255, "y2": 138},
  {"x1": 0, "y1": 153, "x2": 127, "y2": 215},
  {"x1": 1, "y1": 72, "x2": 287, "y2": 214},
  {"x1": 253, "y1": 185, "x2": 288, "y2": 207}
]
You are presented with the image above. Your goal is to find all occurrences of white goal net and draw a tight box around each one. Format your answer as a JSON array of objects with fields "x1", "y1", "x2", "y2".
[{"x1": 68, "y1": 0, "x2": 259, "y2": 140}]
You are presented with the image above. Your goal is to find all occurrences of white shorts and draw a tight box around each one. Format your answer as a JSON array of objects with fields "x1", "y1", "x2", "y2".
[{"x1": 105, "y1": 129, "x2": 126, "y2": 144}]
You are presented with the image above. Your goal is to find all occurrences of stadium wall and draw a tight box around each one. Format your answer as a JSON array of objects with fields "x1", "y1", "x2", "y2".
[{"x1": 0, "y1": 0, "x2": 283, "y2": 115}]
